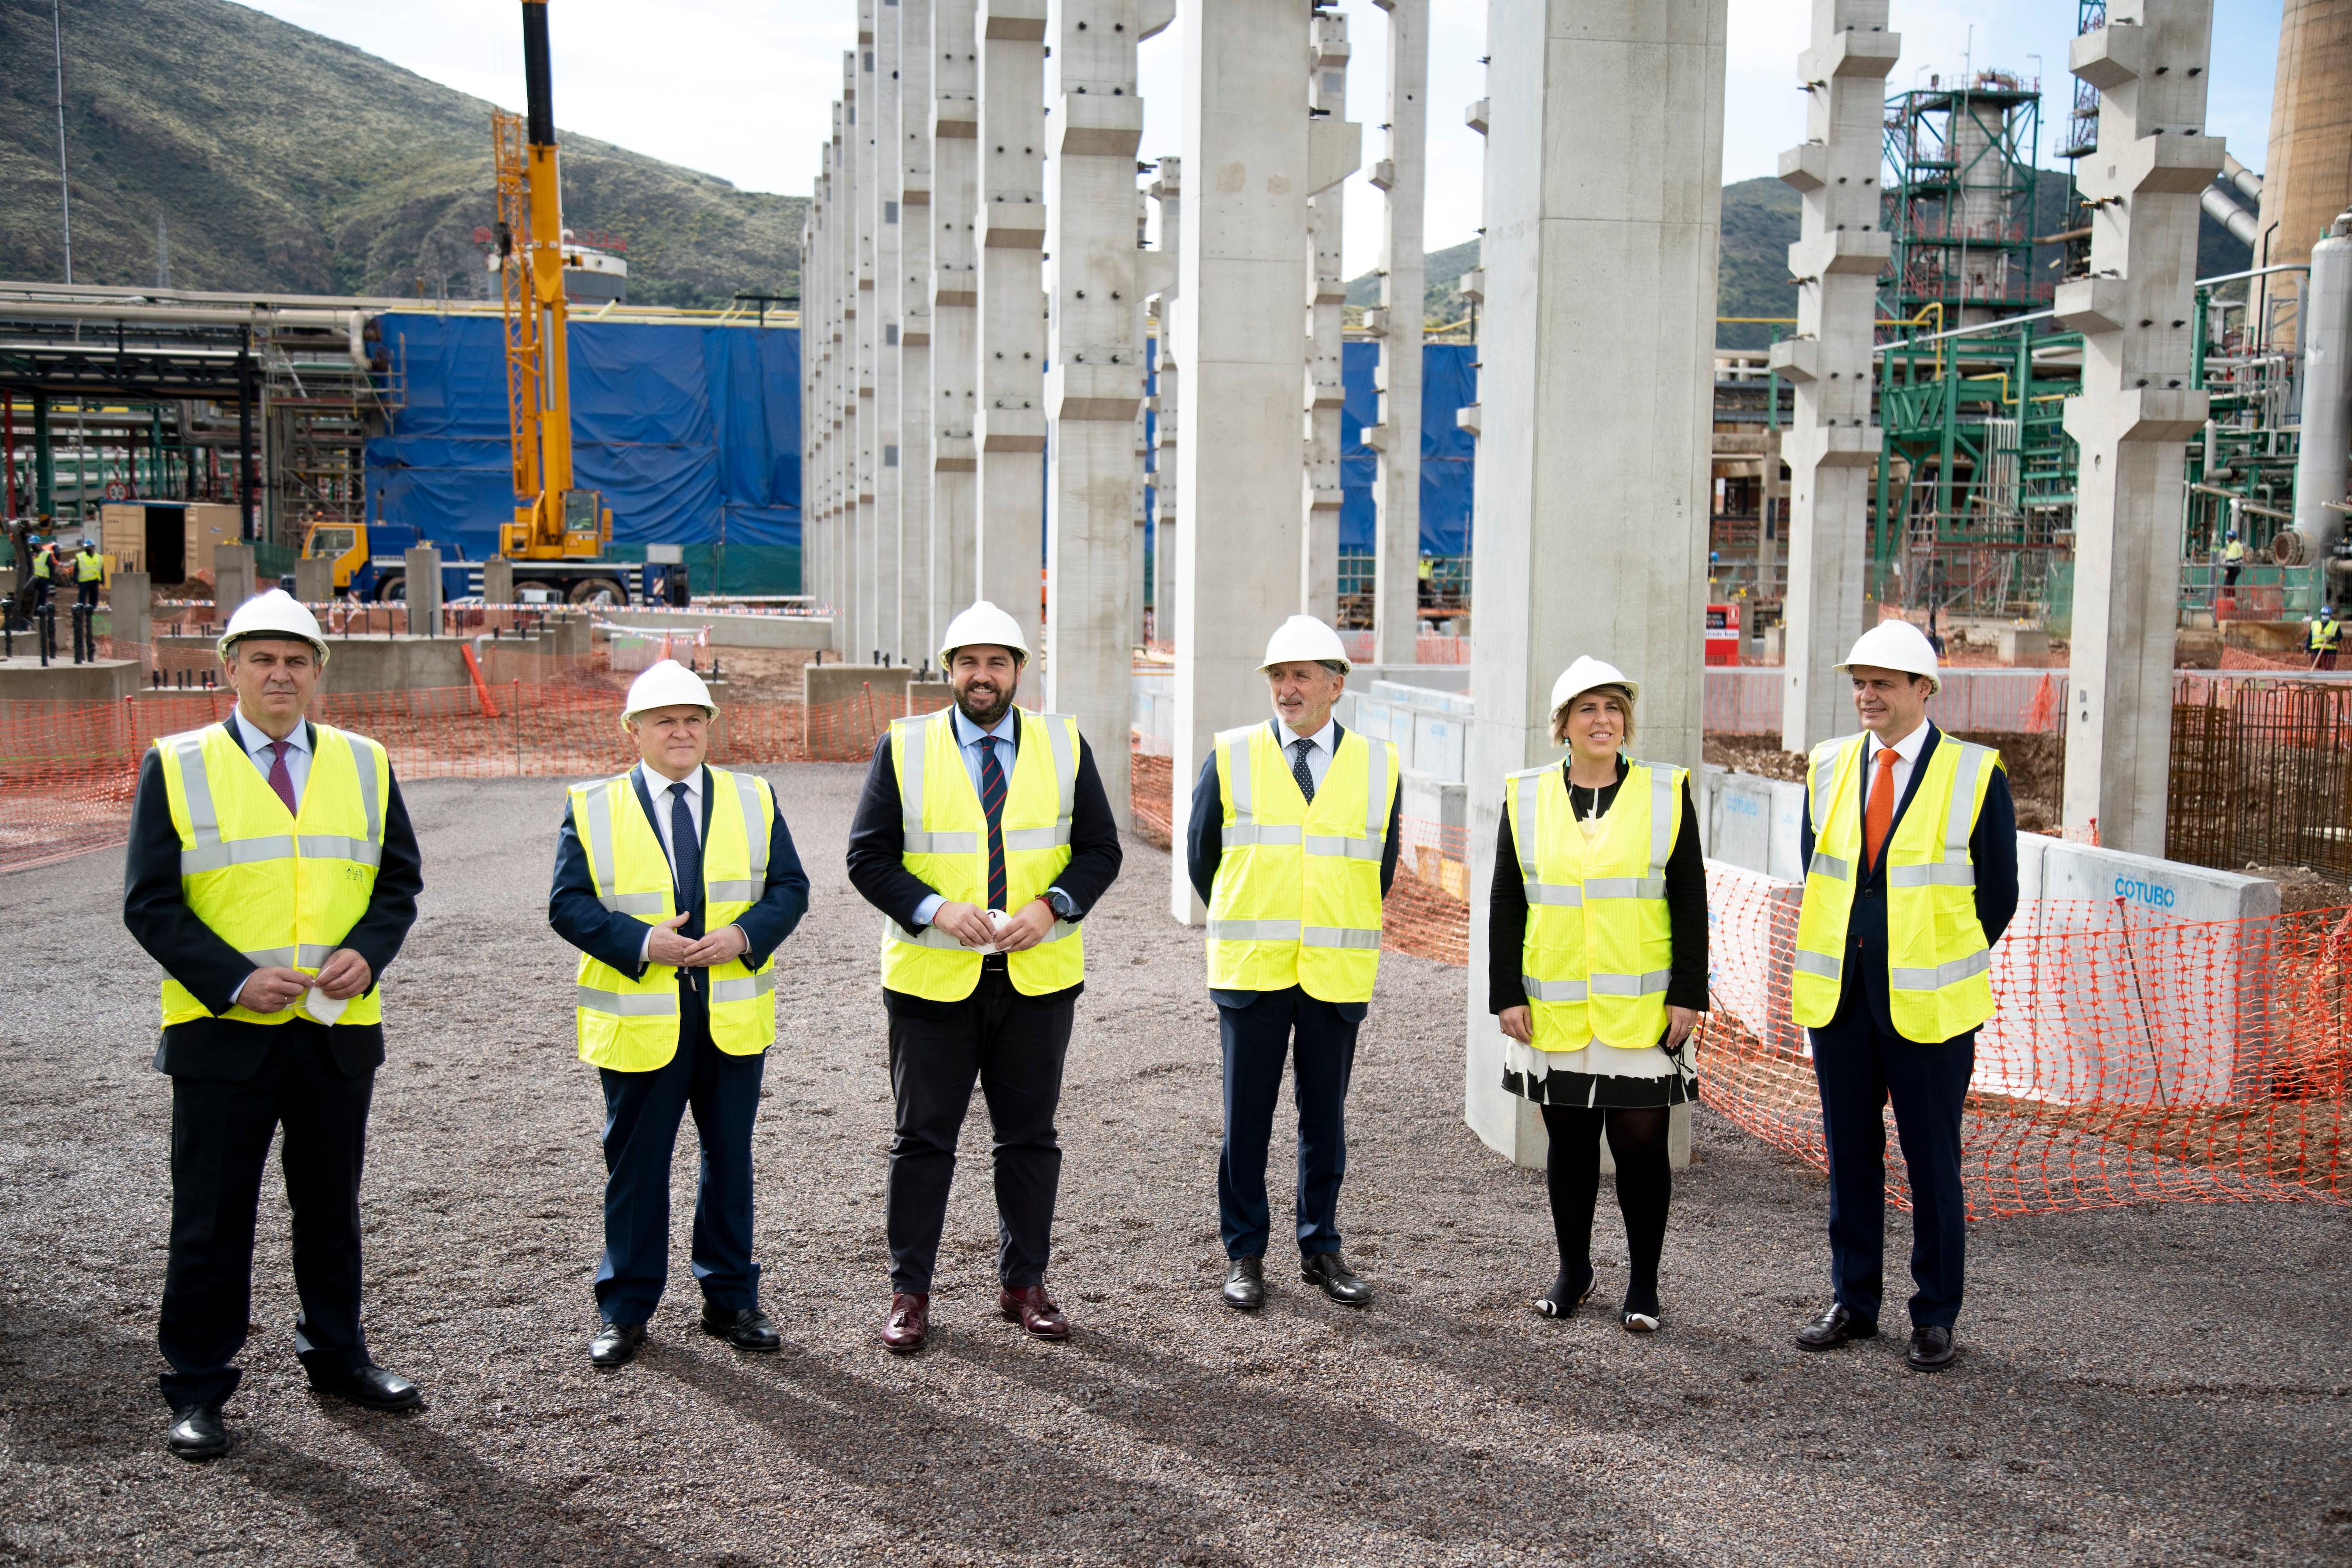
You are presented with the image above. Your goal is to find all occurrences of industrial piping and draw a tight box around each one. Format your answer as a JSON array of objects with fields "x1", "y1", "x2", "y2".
[{"x1": 2288, "y1": 211, "x2": 2352, "y2": 567}]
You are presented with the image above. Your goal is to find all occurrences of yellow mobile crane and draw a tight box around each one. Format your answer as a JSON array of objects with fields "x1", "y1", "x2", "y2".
[{"x1": 495, "y1": 0, "x2": 610, "y2": 566}]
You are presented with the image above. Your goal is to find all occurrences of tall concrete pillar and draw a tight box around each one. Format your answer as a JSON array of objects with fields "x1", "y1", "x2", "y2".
[
  {"x1": 976, "y1": 0, "x2": 1049, "y2": 672},
  {"x1": 841, "y1": 56, "x2": 870, "y2": 653},
  {"x1": 873, "y1": 0, "x2": 906, "y2": 661},
  {"x1": 1463, "y1": 0, "x2": 1726, "y2": 1165},
  {"x1": 1042, "y1": 0, "x2": 1171, "y2": 831},
  {"x1": 1148, "y1": 159, "x2": 1182, "y2": 646},
  {"x1": 855, "y1": 24, "x2": 885, "y2": 662},
  {"x1": 1170, "y1": 0, "x2": 1311, "y2": 923},
  {"x1": 1368, "y1": 0, "x2": 1427, "y2": 668},
  {"x1": 1773, "y1": 1, "x2": 1897, "y2": 753},
  {"x1": 800, "y1": 185, "x2": 825, "y2": 606},
  {"x1": 931, "y1": 0, "x2": 983, "y2": 655},
  {"x1": 898, "y1": 0, "x2": 937, "y2": 664},
  {"x1": 1299, "y1": 11, "x2": 1358, "y2": 626},
  {"x1": 2057, "y1": 2, "x2": 2221, "y2": 854},
  {"x1": 817, "y1": 125, "x2": 842, "y2": 617}
]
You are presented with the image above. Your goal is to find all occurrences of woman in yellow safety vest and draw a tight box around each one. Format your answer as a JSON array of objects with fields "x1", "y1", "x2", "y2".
[{"x1": 1489, "y1": 656, "x2": 1706, "y2": 1332}]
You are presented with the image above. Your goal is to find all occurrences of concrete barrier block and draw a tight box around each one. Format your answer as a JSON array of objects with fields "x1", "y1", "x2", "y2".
[
  {"x1": 1704, "y1": 766, "x2": 1806, "y2": 881},
  {"x1": 806, "y1": 663, "x2": 912, "y2": 713},
  {"x1": 1997, "y1": 626, "x2": 2050, "y2": 665}
]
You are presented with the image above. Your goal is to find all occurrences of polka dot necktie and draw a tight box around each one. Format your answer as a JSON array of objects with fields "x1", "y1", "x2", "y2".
[{"x1": 1291, "y1": 738, "x2": 1317, "y2": 804}]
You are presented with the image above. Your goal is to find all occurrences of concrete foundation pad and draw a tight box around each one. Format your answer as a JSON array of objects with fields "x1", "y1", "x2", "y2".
[
  {"x1": 805, "y1": 663, "x2": 912, "y2": 711},
  {"x1": 0, "y1": 658, "x2": 140, "y2": 702},
  {"x1": 598, "y1": 609, "x2": 835, "y2": 652},
  {"x1": 163, "y1": 633, "x2": 474, "y2": 693}
]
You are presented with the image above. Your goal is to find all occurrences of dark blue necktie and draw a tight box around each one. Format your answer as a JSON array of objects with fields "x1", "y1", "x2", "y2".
[
  {"x1": 669, "y1": 780, "x2": 702, "y2": 937},
  {"x1": 977, "y1": 734, "x2": 1009, "y2": 912},
  {"x1": 1291, "y1": 738, "x2": 1317, "y2": 803}
]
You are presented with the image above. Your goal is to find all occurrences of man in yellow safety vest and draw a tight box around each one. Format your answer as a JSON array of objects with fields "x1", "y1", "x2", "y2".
[
  {"x1": 121, "y1": 589, "x2": 426, "y2": 1460},
  {"x1": 75, "y1": 538, "x2": 103, "y2": 609},
  {"x1": 2309, "y1": 605, "x2": 2341, "y2": 671},
  {"x1": 1188, "y1": 615, "x2": 1401, "y2": 1312},
  {"x1": 1789, "y1": 619, "x2": 2017, "y2": 1373},
  {"x1": 548, "y1": 658, "x2": 810, "y2": 1369},
  {"x1": 2221, "y1": 529, "x2": 2247, "y2": 590},
  {"x1": 845, "y1": 601, "x2": 1124, "y2": 1353}
]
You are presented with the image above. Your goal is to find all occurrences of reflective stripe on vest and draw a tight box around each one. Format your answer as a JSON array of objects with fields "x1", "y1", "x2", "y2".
[
  {"x1": 1509, "y1": 758, "x2": 1683, "y2": 1050},
  {"x1": 880, "y1": 707, "x2": 1084, "y2": 1000},
  {"x1": 1791, "y1": 732, "x2": 1999, "y2": 1041}
]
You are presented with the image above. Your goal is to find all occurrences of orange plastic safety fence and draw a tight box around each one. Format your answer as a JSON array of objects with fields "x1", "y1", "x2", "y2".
[{"x1": 1130, "y1": 749, "x2": 1173, "y2": 849}]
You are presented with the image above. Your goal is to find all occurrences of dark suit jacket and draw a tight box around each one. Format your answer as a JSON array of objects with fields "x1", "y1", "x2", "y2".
[
  {"x1": 548, "y1": 764, "x2": 811, "y2": 994},
  {"x1": 844, "y1": 712, "x2": 1124, "y2": 1017},
  {"x1": 1798, "y1": 722, "x2": 2019, "y2": 1039},
  {"x1": 121, "y1": 720, "x2": 424, "y2": 1081},
  {"x1": 1185, "y1": 720, "x2": 1405, "y2": 1020}
]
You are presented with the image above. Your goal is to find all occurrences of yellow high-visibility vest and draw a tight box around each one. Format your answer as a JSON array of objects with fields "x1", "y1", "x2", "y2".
[
  {"x1": 568, "y1": 765, "x2": 779, "y2": 1071},
  {"x1": 31, "y1": 551, "x2": 49, "y2": 580},
  {"x1": 1791, "y1": 732, "x2": 2001, "y2": 1042},
  {"x1": 1206, "y1": 722, "x2": 1397, "y2": 1003},
  {"x1": 879, "y1": 706, "x2": 1084, "y2": 1001},
  {"x1": 2311, "y1": 618, "x2": 2341, "y2": 653},
  {"x1": 76, "y1": 550, "x2": 102, "y2": 582},
  {"x1": 1506, "y1": 758, "x2": 1684, "y2": 1051},
  {"x1": 153, "y1": 719, "x2": 389, "y2": 1029},
  {"x1": 2224, "y1": 540, "x2": 2248, "y2": 564}
]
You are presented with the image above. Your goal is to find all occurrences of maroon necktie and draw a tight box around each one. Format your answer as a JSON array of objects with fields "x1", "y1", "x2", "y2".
[{"x1": 266, "y1": 739, "x2": 298, "y2": 815}]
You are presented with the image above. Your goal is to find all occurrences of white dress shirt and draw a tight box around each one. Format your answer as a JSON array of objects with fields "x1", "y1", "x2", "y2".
[
  {"x1": 1865, "y1": 720, "x2": 1931, "y2": 814},
  {"x1": 230, "y1": 707, "x2": 311, "y2": 807},
  {"x1": 1272, "y1": 715, "x2": 1340, "y2": 791},
  {"x1": 637, "y1": 762, "x2": 708, "y2": 966}
]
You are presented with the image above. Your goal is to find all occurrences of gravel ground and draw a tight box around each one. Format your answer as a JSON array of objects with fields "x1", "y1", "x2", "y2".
[{"x1": 3, "y1": 763, "x2": 2348, "y2": 1565}]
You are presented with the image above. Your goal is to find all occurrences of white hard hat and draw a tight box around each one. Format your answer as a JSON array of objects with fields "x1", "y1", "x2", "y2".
[
  {"x1": 216, "y1": 588, "x2": 330, "y2": 666},
  {"x1": 1549, "y1": 655, "x2": 1638, "y2": 714},
  {"x1": 938, "y1": 599, "x2": 1030, "y2": 668},
  {"x1": 1836, "y1": 619, "x2": 1942, "y2": 694},
  {"x1": 1259, "y1": 614, "x2": 1351, "y2": 673},
  {"x1": 621, "y1": 658, "x2": 717, "y2": 722}
]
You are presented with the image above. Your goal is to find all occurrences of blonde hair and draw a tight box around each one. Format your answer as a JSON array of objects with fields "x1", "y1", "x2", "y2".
[{"x1": 1549, "y1": 685, "x2": 1635, "y2": 747}]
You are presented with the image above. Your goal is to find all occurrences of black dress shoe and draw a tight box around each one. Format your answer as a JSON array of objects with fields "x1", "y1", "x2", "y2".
[
  {"x1": 1795, "y1": 1302, "x2": 1878, "y2": 1351},
  {"x1": 1906, "y1": 1324, "x2": 1956, "y2": 1372},
  {"x1": 307, "y1": 1363, "x2": 422, "y2": 1411},
  {"x1": 701, "y1": 1305, "x2": 781, "y2": 1352},
  {"x1": 1301, "y1": 1251, "x2": 1371, "y2": 1306},
  {"x1": 590, "y1": 1322, "x2": 648, "y2": 1368},
  {"x1": 166, "y1": 1402, "x2": 229, "y2": 1461},
  {"x1": 1222, "y1": 1256, "x2": 1265, "y2": 1311}
]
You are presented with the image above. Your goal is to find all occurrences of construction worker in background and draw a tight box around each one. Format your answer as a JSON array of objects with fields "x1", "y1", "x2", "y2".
[
  {"x1": 120, "y1": 590, "x2": 426, "y2": 1460},
  {"x1": 75, "y1": 538, "x2": 103, "y2": 610},
  {"x1": 2221, "y1": 529, "x2": 2247, "y2": 590},
  {"x1": 548, "y1": 659, "x2": 810, "y2": 1369},
  {"x1": 29, "y1": 530, "x2": 53, "y2": 610},
  {"x1": 1789, "y1": 620, "x2": 2017, "y2": 1374},
  {"x1": 844, "y1": 601, "x2": 1124, "y2": 1353},
  {"x1": 1189, "y1": 615, "x2": 1401, "y2": 1313},
  {"x1": 2308, "y1": 605, "x2": 2341, "y2": 671}
]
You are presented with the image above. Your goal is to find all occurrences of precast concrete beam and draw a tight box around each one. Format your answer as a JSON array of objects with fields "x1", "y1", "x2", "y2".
[
  {"x1": 1370, "y1": 0, "x2": 1427, "y2": 668},
  {"x1": 1777, "y1": 0, "x2": 1895, "y2": 755},
  {"x1": 931, "y1": 0, "x2": 982, "y2": 652},
  {"x1": 1463, "y1": 0, "x2": 1727, "y2": 1166},
  {"x1": 1148, "y1": 159, "x2": 1182, "y2": 649},
  {"x1": 899, "y1": 0, "x2": 937, "y2": 663},
  {"x1": 1170, "y1": 0, "x2": 1311, "y2": 924},
  {"x1": 874, "y1": 0, "x2": 906, "y2": 661},
  {"x1": 1043, "y1": 0, "x2": 1154, "y2": 828},
  {"x1": 976, "y1": 0, "x2": 1049, "y2": 678},
  {"x1": 1300, "y1": 10, "x2": 1357, "y2": 627},
  {"x1": 2059, "y1": 0, "x2": 2220, "y2": 854}
]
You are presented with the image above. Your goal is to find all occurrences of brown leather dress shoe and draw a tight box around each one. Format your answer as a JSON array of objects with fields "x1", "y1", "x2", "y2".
[
  {"x1": 882, "y1": 1292, "x2": 929, "y2": 1353},
  {"x1": 999, "y1": 1284, "x2": 1071, "y2": 1341}
]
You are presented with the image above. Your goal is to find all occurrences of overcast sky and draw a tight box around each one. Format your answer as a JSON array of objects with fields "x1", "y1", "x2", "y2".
[{"x1": 242, "y1": 0, "x2": 2281, "y2": 280}]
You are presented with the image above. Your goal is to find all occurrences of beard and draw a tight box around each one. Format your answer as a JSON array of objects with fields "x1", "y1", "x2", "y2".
[{"x1": 955, "y1": 677, "x2": 1014, "y2": 727}]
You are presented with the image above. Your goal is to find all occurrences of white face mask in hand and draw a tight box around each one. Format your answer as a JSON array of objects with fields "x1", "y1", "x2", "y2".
[
  {"x1": 968, "y1": 907, "x2": 1012, "y2": 955},
  {"x1": 303, "y1": 985, "x2": 348, "y2": 1024}
]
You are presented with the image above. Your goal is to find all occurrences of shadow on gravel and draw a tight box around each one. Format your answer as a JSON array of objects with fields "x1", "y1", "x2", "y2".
[{"x1": 647, "y1": 1334, "x2": 1255, "y2": 1564}]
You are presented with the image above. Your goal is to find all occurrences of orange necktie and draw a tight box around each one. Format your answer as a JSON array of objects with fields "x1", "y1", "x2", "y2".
[{"x1": 1864, "y1": 746, "x2": 1900, "y2": 870}]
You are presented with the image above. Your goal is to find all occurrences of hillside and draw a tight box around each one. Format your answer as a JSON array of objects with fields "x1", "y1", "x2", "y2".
[
  {"x1": 0, "y1": 0, "x2": 802, "y2": 307},
  {"x1": 1353, "y1": 172, "x2": 2252, "y2": 348}
]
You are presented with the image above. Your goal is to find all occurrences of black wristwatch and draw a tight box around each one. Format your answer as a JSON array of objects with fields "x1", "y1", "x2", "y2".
[{"x1": 1044, "y1": 888, "x2": 1078, "y2": 920}]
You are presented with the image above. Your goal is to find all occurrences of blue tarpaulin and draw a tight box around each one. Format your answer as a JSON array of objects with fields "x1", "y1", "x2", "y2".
[
  {"x1": 365, "y1": 312, "x2": 801, "y2": 563},
  {"x1": 1341, "y1": 340, "x2": 1477, "y2": 557}
]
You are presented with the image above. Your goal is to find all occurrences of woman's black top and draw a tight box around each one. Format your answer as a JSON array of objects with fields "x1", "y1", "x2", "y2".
[{"x1": 1486, "y1": 754, "x2": 1708, "y2": 1015}]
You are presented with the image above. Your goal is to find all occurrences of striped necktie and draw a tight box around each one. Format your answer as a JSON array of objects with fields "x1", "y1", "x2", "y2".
[{"x1": 978, "y1": 734, "x2": 1009, "y2": 911}]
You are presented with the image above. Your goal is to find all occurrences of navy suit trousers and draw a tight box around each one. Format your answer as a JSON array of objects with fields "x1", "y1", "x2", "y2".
[
  {"x1": 595, "y1": 997, "x2": 766, "y2": 1324},
  {"x1": 1218, "y1": 987, "x2": 1359, "y2": 1261},
  {"x1": 1809, "y1": 979, "x2": 1975, "y2": 1330}
]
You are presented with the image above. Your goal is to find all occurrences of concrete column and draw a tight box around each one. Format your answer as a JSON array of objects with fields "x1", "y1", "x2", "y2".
[
  {"x1": 931, "y1": 0, "x2": 983, "y2": 654},
  {"x1": 1368, "y1": 0, "x2": 1427, "y2": 667},
  {"x1": 975, "y1": 0, "x2": 1049, "y2": 675},
  {"x1": 841, "y1": 58, "x2": 870, "y2": 654},
  {"x1": 214, "y1": 543, "x2": 255, "y2": 616},
  {"x1": 111, "y1": 571, "x2": 151, "y2": 650},
  {"x1": 295, "y1": 554, "x2": 337, "y2": 603},
  {"x1": 1170, "y1": 0, "x2": 1311, "y2": 923},
  {"x1": 1773, "y1": 2, "x2": 1897, "y2": 752},
  {"x1": 402, "y1": 546, "x2": 441, "y2": 635},
  {"x1": 1299, "y1": 12, "x2": 1358, "y2": 626},
  {"x1": 898, "y1": 0, "x2": 937, "y2": 665},
  {"x1": 1042, "y1": 0, "x2": 1169, "y2": 832},
  {"x1": 873, "y1": 0, "x2": 906, "y2": 661},
  {"x1": 855, "y1": 24, "x2": 884, "y2": 662},
  {"x1": 1149, "y1": 159, "x2": 1182, "y2": 646},
  {"x1": 1463, "y1": 0, "x2": 1727, "y2": 1165},
  {"x1": 801, "y1": 170, "x2": 826, "y2": 608},
  {"x1": 2056, "y1": 2, "x2": 2222, "y2": 854}
]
